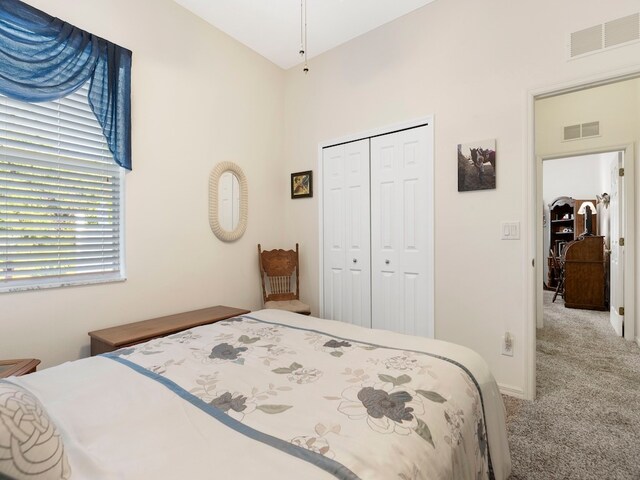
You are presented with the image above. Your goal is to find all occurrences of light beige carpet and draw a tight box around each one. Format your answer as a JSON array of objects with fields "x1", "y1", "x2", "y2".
[{"x1": 503, "y1": 291, "x2": 640, "y2": 479}]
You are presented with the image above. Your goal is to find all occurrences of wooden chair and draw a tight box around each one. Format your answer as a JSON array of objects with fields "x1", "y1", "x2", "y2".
[
  {"x1": 258, "y1": 243, "x2": 311, "y2": 315},
  {"x1": 549, "y1": 249, "x2": 565, "y2": 303}
]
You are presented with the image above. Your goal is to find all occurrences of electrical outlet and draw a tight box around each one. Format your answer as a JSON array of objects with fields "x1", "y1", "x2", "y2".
[{"x1": 501, "y1": 332, "x2": 514, "y2": 357}]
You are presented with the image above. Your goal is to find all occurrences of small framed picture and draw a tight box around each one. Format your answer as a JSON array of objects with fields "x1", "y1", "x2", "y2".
[
  {"x1": 291, "y1": 170, "x2": 313, "y2": 199},
  {"x1": 457, "y1": 139, "x2": 496, "y2": 192}
]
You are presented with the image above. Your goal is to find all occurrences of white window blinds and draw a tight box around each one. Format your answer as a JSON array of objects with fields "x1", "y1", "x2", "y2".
[{"x1": 0, "y1": 83, "x2": 124, "y2": 292}]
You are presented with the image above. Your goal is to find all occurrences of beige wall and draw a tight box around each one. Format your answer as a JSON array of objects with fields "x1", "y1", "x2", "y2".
[
  {"x1": 535, "y1": 79, "x2": 640, "y2": 158},
  {"x1": 282, "y1": 0, "x2": 640, "y2": 395},
  {"x1": 1, "y1": 0, "x2": 286, "y2": 367},
  {"x1": 4, "y1": 0, "x2": 640, "y2": 391}
]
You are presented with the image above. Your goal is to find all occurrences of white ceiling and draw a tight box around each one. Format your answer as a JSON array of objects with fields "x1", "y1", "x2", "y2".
[{"x1": 173, "y1": 0, "x2": 436, "y2": 70}]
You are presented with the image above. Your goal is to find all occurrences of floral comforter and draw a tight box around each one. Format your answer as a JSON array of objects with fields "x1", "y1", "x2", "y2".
[{"x1": 106, "y1": 313, "x2": 496, "y2": 480}]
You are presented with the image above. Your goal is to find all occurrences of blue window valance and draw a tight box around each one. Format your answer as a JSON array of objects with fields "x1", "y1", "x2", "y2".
[{"x1": 0, "y1": 0, "x2": 132, "y2": 170}]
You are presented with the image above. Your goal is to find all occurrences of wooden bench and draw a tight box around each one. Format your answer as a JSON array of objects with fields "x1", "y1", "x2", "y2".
[
  {"x1": 0, "y1": 359, "x2": 41, "y2": 378},
  {"x1": 88, "y1": 305, "x2": 250, "y2": 355}
]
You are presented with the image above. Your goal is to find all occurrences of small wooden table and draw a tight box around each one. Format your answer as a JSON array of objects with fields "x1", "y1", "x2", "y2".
[
  {"x1": 0, "y1": 358, "x2": 41, "y2": 378},
  {"x1": 88, "y1": 305, "x2": 250, "y2": 356}
]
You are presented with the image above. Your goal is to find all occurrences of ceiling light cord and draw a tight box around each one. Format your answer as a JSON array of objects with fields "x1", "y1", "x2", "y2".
[
  {"x1": 301, "y1": 0, "x2": 309, "y2": 74},
  {"x1": 299, "y1": 0, "x2": 304, "y2": 57}
]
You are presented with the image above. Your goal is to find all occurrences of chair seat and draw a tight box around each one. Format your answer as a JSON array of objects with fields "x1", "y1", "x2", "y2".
[{"x1": 264, "y1": 299, "x2": 311, "y2": 315}]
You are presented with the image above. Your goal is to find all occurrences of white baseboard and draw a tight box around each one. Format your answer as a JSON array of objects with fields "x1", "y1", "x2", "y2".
[{"x1": 498, "y1": 383, "x2": 526, "y2": 399}]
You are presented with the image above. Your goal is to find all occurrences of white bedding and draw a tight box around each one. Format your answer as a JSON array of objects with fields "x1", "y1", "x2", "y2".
[{"x1": 12, "y1": 309, "x2": 511, "y2": 479}]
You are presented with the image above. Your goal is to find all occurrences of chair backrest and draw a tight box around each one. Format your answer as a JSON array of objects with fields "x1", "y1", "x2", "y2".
[
  {"x1": 258, "y1": 244, "x2": 300, "y2": 303},
  {"x1": 549, "y1": 248, "x2": 562, "y2": 273}
]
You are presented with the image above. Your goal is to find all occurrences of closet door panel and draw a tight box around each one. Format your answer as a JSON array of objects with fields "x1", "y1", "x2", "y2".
[
  {"x1": 371, "y1": 134, "x2": 400, "y2": 332},
  {"x1": 345, "y1": 142, "x2": 371, "y2": 328},
  {"x1": 380, "y1": 271, "x2": 396, "y2": 331},
  {"x1": 322, "y1": 140, "x2": 371, "y2": 327},
  {"x1": 371, "y1": 126, "x2": 433, "y2": 337},
  {"x1": 323, "y1": 145, "x2": 346, "y2": 322},
  {"x1": 403, "y1": 272, "x2": 419, "y2": 335},
  {"x1": 328, "y1": 268, "x2": 343, "y2": 321}
]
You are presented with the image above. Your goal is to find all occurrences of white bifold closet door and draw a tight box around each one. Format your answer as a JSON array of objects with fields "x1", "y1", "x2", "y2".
[
  {"x1": 322, "y1": 139, "x2": 371, "y2": 328},
  {"x1": 322, "y1": 124, "x2": 433, "y2": 337},
  {"x1": 370, "y1": 126, "x2": 433, "y2": 337}
]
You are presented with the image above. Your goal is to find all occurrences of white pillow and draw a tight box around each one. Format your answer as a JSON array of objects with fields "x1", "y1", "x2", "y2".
[{"x1": 0, "y1": 381, "x2": 71, "y2": 480}]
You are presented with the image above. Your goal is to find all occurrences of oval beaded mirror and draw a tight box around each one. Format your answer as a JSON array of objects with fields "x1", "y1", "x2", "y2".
[{"x1": 209, "y1": 161, "x2": 248, "y2": 242}]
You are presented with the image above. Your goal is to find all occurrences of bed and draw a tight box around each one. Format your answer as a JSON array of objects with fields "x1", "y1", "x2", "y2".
[{"x1": 0, "y1": 309, "x2": 511, "y2": 480}]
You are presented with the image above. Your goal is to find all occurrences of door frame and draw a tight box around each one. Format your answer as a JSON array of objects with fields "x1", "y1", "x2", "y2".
[
  {"x1": 317, "y1": 115, "x2": 435, "y2": 331},
  {"x1": 525, "y1": 68, "x2": 640, "y2": 400},
  {"x1": 609, "y1": 150, "x2": 626, "y2": 336},
  {"x1": 535, "y1": 146, "x2": 633, "y2": 328}
]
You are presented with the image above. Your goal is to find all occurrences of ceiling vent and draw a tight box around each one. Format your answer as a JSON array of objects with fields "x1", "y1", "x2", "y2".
[
  {"x1": 563, "y1": 121, "x2": 600, "y2": 141},
  {"x1": 569, "y1": 13, "x2": 640, "y2": 59}
]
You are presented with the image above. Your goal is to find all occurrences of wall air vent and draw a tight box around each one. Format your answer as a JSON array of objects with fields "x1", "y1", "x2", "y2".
[
  {"x1": 563, "y1": 124, "x2": 581, "y2": 141},
  {"x1": 563, "y1": 122, "x2": 600, "y2": 141},
  {"x1": 570, "y1": 25, "x2": 603, "y2": 57},
  {"x1": 569, "y1": 13, "x2": 640, "y2": 59},
  {"x1": 581, "y1": 121, "x2": 600, "y2": 137},
  {"x1": 605, "y1": 13, "x2": 640, "y2": 48}
]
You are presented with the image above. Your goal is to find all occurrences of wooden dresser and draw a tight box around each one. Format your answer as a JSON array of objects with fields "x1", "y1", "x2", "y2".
[
  {"x1": 88, "y1": 305, "x2": 250, "y2": 355},
  {"x1": 563, "y1": 236, "x2": 607, "y2": 311}
]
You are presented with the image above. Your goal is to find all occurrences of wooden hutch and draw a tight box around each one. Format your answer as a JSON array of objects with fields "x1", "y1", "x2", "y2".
[{"x1": 547, "y1": 196, "x2": 598, "y2": 288}]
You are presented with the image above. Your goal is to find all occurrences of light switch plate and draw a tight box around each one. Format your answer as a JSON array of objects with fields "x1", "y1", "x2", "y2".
[{"x1": 501, "y1": 222, "x2": 520, "y2": 240}]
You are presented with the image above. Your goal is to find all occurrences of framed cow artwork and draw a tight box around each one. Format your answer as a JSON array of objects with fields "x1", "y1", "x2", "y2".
[{"x1": 457, "y1": 139, "x2": 496, "y2": 192}]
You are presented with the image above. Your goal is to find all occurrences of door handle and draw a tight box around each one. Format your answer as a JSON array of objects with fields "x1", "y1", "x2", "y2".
[
  {"x1": 352, "y1": 258, "x2": 358, "y2": 264},
  {"x1": 385, "y1": 259, "x2": 390, "y2": 265}
]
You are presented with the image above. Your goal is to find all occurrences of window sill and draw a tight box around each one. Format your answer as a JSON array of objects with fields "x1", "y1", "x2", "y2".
[{"x1": 0, "y1": 275, "x2": 126, "y2": 294}]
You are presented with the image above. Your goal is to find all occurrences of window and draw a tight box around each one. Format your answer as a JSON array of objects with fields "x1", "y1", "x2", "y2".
[{"x1": 0, "y1": 83, "x2": 124, "y2": 292}]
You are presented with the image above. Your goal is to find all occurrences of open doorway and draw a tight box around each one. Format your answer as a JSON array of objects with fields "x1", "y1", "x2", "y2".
[
  {"x1": 529, "y1": 74, "x2": 639, "y2": 402},
  {"x1": 541, "y1": 151, "x2": 623, "y2": 336}
]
